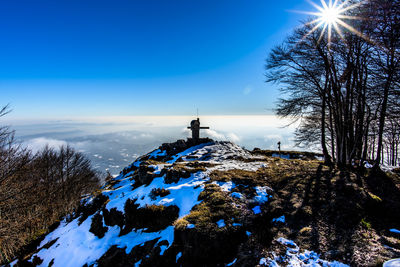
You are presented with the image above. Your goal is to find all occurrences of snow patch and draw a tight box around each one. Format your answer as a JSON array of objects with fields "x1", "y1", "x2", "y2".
[
  {"x1": 389, "y1": 228, "x2": 400, "y2": 234},
  {"x1": 214, "y1": 181, "x2": 235, "y2": 192},
  {"x1": 186, "y1": 224, "x2": 195, "y2": 229},
  {"x1": 254, "y1": 186, "x2": 272, "y2": 203},
  {"x1": 272, "y1": 153, "x2": 291, "y2": 159},
  {"x1": 260, "y1": 237, "x2": 349, "y2": 267},
  {"x1": 272, "y1": 215, "x2": 285, "y2": 224},
  {"x1": 227, "y1": 258, "x2": 237, "y2": 266},
  {"x1": 231, "y1": 192, "x2": 243, "y2": 199},
  {"x1": 216, "y1": 219, "x2": 226, "y2": 228},
  {"x1": 176, "y1": 252, "x2": 182, "y2": 262},
  {"x1": 252, "y1": 206, "x2": 261, "y2": 214},
  {"x1": 149, "y1": 149, "x2": 167, "y2": 159},
  {"x1": 383, "y1": 258, "x2": 400, "y2": 267},
  {"x1": 33, "y1": 217, "x2": 174, "y2": 267},
  {"x1": 105, "y1": 171, "x2": 206, "y2": 216}
]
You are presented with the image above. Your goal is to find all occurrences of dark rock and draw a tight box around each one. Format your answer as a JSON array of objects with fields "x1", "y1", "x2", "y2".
[
  {"x1": 174, "y1": 226, "x2": 247, "y2": 266},
  {"x1": 133, "y1": 164, "x2": 158, "y2": 185},
  {"x1": 149, "y1": 188, "x2": 171, "y2": 200},
  {"x1": 103, "y1": 207, "x2": 124, "y2": 228},
  {"x1": 41, "y1": 238, "x2": 58, "y2": 250},
  {"x1": 122, "y1": 199, "x2": 179, "y2": 235},
  {"x1": 77, "y1": 194, "x2": 109, "y2": 224},
  {"x1": 120, "y1": 163, "x2": 138, "y2": 176},
  {"x1": 31, "y1": 256, "x2": 43, "y2": 266},
  {"x1": 97, "y1": 239, "x2": 177, "y2": 267},
  {"x1": 15, "y1": 255, "x2": 43, "y2": 267},
  {"x1": 164, "y1": 168, "x2": 191, "y2": 184},
  {"x1": 161, "y1": 139, "x2": 188, "y2": 156},
  {"x1": 160, "y1": 138, "x2": 214, "y2": 162},
  {"x1": 89, "y1": 213, "x2": 108, "y2": 238},
  {"x1": 97, "y1": 246, "x2": 133, "y2": 267},
  {"x1": 128, "y1": 238, "x2": 160, "y2": 263}
]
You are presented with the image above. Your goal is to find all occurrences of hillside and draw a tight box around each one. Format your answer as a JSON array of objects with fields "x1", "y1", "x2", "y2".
[{"x1": 9, "y1": 140, "x2": 400, "y2": 267}]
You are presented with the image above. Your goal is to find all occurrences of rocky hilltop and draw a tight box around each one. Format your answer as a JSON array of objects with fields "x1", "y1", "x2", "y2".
[{"x1": 10, "y1": 140, "x2": 400, "y2": 266}]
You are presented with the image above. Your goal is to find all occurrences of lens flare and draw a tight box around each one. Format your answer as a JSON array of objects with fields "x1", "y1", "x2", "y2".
[{"x1": 293, "y1": 0, "x2": 366, "y2": 45}]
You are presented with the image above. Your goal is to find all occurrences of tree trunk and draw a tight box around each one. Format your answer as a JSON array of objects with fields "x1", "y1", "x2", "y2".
[{"x1": 321, "y1": 91, "x2": 332, "y2": 165}]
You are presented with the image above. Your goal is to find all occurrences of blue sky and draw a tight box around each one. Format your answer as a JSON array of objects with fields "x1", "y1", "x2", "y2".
[{"x1": 1, "y1": 0, "x2": 311, "y2": 119}]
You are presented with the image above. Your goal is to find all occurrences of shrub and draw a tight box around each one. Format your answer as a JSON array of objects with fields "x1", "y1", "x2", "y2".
[
  {"x1": 122, "y1": 199, "x2": 179, "y2": 234},
  {"x1": 0, "y1": 115, "x2": 101, "y2": 264},
  {"x1": 149, "y1": 188, "x2": 170, "y2": 200},
  {"x1": 89, "y1": 213, "x2": 108, "y2": 238}
]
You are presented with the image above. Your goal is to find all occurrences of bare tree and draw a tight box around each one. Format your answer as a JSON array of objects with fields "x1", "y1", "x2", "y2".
[
  {"x1": 265, "y1": 0, "x2": 400, "y2": 168},
  {"x1": 0, "y1": 105, "x2": 100, "y2": 264}
]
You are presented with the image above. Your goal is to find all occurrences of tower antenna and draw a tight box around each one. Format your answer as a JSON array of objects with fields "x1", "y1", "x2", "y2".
[{"x1": 197, "y1": 108, "x2": 199, "y2": 118}]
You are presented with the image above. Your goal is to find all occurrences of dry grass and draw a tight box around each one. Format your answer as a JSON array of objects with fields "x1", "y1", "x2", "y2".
[{"x1": 175, "y1": 183, "x2": 242, "y2": 232}]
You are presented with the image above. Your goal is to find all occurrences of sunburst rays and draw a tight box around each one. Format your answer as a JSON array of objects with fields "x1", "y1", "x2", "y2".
[{"x1": 293, "y1": 0, "x2": 367, "y2": 45}]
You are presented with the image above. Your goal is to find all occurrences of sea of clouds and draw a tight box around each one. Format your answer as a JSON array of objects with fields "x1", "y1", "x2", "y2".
[{"x1": 9, "y1": 115, "x2": 300, "y2": 175}]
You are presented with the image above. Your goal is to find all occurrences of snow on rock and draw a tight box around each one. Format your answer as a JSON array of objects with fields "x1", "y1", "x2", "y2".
[
  {"x1": 254, "y1": 186, "x2": 272, "y2": 203},
  {"x1": 176, "y1": 252, "x2": 182, "y2": 262},
  {"x1": 231, "y1": 192, "x2": 243, "y2": 199},
  {"x1": 259, "y1": 258, "x2": 268, "y2": 265},
  {"x1": 272, "y1": 215, "x2": 285, "y2": 224},
  {"x1": 34, "y1": 217, "x2": 174, "y2": 267},
  {"x1": 183, "y1": 142, "x2": 255, "y2": 162},
  {"x1": 20, "y1": 141, "x2": 272, "y2": 266},
  {"x1": 148, "y1": 164, "x2": 167, "y2": 175},
  {"x1": 216, "y1": 219, "x2": 226, "y2": 228},
  {"x1": 181, "y1": 141, "x2": 267, "y2": 172},
  {"x1": 208, "y1": 160, "x2": 267, "y2": 172},
  {"x1": 214, "y1": 181, "x2": 235, "y2": 192},
  {"x1": 260, "y1": 237, "x2": 349, "y2": 267},
  {"x1": 226, "y1": 258, "x2": 237, "y2": 266},
  {"x1": 104, "y1": 168, "x2": 207, "y2": 215},
  {"x1": 389, "y1": 228, "x2": 400, "y2": 234},
  {"x1": 149, "y1": 149, "x2": 167, "y2": 159},
  {"x1": 252, "y1": 206, "x2": 261, "y2": 214},
  {"x1": 166, "y1": 142, "x2": 213, "y2": 164},
  {"x1": 272, "y1": 153, "x2": 291, "y2": 159},
  {"x1": 186, "y1": 224, "x2": 195, "y2": 229},
  {"x1": 277, "y1": 237, "x2": 298, "y2": 252},
  {"x1": 383, "y1": 258, "x2": 400, "y2": 267}
]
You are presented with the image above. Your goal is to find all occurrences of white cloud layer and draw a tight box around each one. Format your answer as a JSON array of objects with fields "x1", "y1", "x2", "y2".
[
  {"x1": 264, "y1": 134, "x2": 283, "y2": 141},
  {"x1": 24, "y1": 137, "x2": 67, "y2": 153},
  {"x1": 204, "y1": 129, "x2": 241, "y2": 143}
]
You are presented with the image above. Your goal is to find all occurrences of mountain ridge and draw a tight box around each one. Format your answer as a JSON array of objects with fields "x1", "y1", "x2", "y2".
[{"x1": 9, "y1": 140, "x2": 400, "y2": 266}]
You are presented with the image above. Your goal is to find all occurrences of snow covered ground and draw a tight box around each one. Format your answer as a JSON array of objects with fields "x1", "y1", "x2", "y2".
[{"x1": 16, "y1": 141, "x2": 352, "y2": 267}]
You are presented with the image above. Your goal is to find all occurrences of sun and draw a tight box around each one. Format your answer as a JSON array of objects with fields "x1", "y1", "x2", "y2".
[
  {"x1": 320, "y1": 4, "x2": 340, "y2": 25},
  {"x1": 294, "y1": 0, "x2": 365, "y2": 45}
]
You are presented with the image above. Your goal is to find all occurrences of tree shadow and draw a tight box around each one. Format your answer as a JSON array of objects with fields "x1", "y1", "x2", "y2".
[
  {"x1": 290, "y1": 165, "x2": 362, "y2": 260},
  {"x1": 364, "y1": 168, "x2": 400, "y2": 229},
  {"x1": 269, "y1": 161, "x2": 400, "y2": 264}
]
